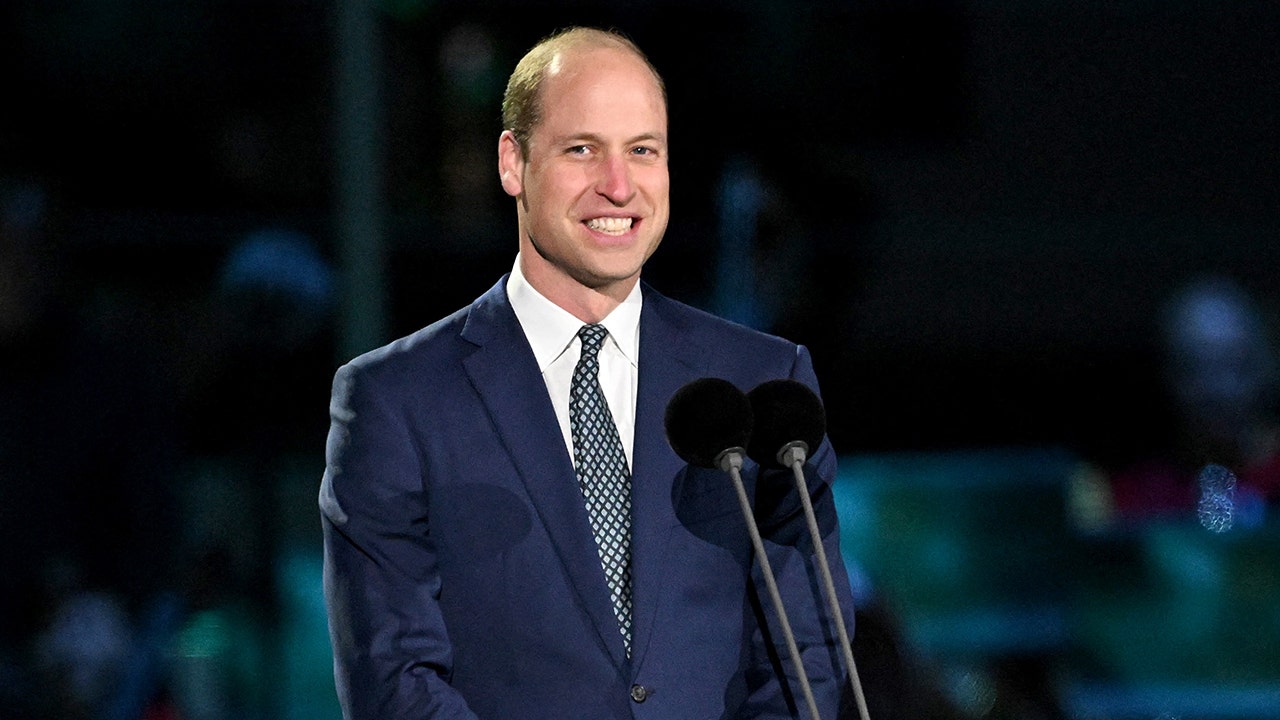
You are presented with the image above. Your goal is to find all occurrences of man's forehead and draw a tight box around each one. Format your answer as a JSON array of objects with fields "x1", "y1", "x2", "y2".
[{"x1": 544, "y1": 44, "x2": 654, "y2": 84}]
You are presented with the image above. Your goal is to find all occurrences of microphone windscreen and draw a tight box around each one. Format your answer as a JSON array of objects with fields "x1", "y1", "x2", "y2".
[
  {"x1": 664, "y1": 377, "x2": 753, "y2": 468},
  {"x1": 746, "y1": 379, "x2": 827, "y2": 468}
]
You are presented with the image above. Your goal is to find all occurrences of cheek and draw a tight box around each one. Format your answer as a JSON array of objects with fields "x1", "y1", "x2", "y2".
[
  {"x1": 642, "y1": 171, "x2": 671, "y2": 203},
  {"x1": 533, "y1": 170, "x2": 591, "y2": 209}
]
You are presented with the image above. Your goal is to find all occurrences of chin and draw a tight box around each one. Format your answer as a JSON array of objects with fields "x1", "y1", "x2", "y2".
[{"x1": 581, "y1": 261, "x2": 644, "y2": 287}]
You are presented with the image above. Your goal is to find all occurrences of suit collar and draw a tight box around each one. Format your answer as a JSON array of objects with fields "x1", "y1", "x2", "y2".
[
  {"x1": 626, "y1": 284, "x2": 709, "y2": 667},
  {"x1": 506, "y1": 257, "x2": 643, "y2": 372},
  {"x1": 461, "y1": 278, "x2": 632, "y2": 666},
  {"x1": 460, "y1": 279, "x2": 717, "y2": 672}
]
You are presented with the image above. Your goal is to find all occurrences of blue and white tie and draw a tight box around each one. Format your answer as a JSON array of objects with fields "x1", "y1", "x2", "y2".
[{"x1": 569, "y1": 323, "x2": 634, "y2": 655}]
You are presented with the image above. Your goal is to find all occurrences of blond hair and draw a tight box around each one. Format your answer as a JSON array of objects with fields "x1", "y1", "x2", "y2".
[{"x1": 501, "y1": 27, "x2": 666, "y2": 157}]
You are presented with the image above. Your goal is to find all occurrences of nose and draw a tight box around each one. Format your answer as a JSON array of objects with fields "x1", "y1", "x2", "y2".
[{"x1": 596, "y1": 153, "x2": 635, "y2": 205}]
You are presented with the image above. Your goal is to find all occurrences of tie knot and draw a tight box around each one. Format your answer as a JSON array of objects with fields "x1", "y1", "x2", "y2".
[{"x1": 578, "y1": 324, "x2": 608, "y2": 357}]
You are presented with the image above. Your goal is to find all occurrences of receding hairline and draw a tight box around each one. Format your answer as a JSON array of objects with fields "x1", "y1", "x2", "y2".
[
  {"x1": 502, "y1": 27, "x2": 667, "y2": 150},
  {"x1": 529, "y1": 27, "x2": 661, "y2": 82},
  {"x1": 549, "y1": 27, "x2": 642, "y2": 53}
]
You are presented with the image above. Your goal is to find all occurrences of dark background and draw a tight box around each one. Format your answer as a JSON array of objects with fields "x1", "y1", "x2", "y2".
[{"x1": 5, "y1": 0, "x2": 1278, "y2": 459}]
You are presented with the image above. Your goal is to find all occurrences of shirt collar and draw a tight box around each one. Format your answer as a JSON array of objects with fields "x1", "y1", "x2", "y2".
[{"x1": 506, "y1": 254, "x2": 642, "y2": 372}]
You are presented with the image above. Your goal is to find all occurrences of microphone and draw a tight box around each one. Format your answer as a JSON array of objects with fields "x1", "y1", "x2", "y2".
[
  {"x1": 664, "y1": 378, "x2": 822, "y2": 720},
  {"x1": 747, "y1": 379, "x2": 871, "y2": 720},
  {"x1": 663, "y1": 377, "x2": 753, "y2": 472},
  {"x1": 746, "y1": 379, "x2": 826, "y2": 470}
]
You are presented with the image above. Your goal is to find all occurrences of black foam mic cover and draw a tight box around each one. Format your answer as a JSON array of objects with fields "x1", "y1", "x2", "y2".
[
  {"x1": 746, "y1": 379, "x2": 827, "y2": 469},
  {"x1": 664, "y1": 377, "x2": 753, "y2": 468}
]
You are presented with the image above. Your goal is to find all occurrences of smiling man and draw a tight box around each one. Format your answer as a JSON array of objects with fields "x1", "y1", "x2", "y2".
[
  {"x1": 321, "y1": 27, "x2": 857, "y2": 720},
  {"x1": 498, "y1": 33, "x2": 669, "y2": 319}
]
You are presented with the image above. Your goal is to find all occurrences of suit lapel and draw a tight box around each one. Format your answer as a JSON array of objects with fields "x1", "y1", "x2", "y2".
[
  {"x1": 627, "y1": 286, "x2": 708, "y2": 666},
  {"x1": 460, "y1": 279, "x2": 629, "y2": 666}
]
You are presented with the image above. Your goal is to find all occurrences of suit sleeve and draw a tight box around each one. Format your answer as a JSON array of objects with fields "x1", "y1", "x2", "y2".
[
  {"x1": 738, "y1": 344, "x2": 859, "y2": 720},
  {"x1": 319, "y1": 362, "x2": 480, "y2": 720}
]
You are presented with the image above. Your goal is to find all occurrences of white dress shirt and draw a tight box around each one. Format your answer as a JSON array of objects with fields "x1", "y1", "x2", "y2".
[{"x1": 506, "y1": 255, "x2": 642, "y2": 467}]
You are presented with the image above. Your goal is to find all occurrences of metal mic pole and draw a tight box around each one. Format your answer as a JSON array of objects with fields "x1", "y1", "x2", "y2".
[
  {"x1": 779, "y1": 442, "x2": 871, "y2": 720},
  {"x1": 718, "y1": 448, "x2": 823, "y2": 720}
]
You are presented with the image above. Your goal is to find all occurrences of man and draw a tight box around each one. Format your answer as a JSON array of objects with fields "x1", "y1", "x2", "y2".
[{"x1": 321, "y1": 27, "x2": 856, "y2": 719}]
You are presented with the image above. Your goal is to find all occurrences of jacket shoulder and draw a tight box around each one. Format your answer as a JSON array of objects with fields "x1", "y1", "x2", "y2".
[
  {"x1": 644, "y1": 286, "x2": 800, "y2": 355},
  {"x1": 337, "y1": 274, "x2": 514, "y2": 393}
]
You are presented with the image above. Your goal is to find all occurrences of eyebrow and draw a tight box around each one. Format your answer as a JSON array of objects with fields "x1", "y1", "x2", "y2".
[{"x1": 556, "y1": 132, "x2": 668, "y2": 147}]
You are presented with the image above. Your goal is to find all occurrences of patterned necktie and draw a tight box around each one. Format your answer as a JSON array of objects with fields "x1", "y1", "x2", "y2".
[{"x1": 569, "y1": 323, "x2": 634, "y2": 655}]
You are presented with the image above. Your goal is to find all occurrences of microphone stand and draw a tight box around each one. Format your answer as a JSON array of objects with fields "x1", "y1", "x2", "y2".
[
  {"x1": 718, "y1": 447, "x2": 823, "y2": 720},
  {"x1": 779, "y1": 442, "x2": 871, "y2": 720}
]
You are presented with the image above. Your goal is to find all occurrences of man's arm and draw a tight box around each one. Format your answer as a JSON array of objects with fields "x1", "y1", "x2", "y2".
[{"x1": 320, "y1": 362, "x2": 479, "y2": 720}]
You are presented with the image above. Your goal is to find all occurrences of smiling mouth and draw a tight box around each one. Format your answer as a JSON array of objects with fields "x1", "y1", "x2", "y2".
[{"x1": 585, "y1": 217, "x2": 634, "y2": 235}]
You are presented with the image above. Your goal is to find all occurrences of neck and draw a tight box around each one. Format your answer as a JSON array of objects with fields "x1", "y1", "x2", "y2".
[
  {"x1": 517, "y1": 250, "x2": 637, "y2": 325},
  {"x1": 537, "y1": 275, "x2": 633, "y2": 324}
]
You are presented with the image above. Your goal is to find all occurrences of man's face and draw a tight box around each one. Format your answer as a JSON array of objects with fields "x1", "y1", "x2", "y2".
[{"x1": 499, "y1": 46, "x2": 669, "y2": 304}]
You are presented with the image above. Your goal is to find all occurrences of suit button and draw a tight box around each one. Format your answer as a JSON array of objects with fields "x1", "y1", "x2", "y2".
[{"x1": 629, "y1": 684, "x2": 648, "y2": 703}]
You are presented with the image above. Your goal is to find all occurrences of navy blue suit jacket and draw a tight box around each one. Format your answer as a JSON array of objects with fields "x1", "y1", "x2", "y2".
[{"x1": 321, "y1": 277, "x2": 856, "y2": 719}]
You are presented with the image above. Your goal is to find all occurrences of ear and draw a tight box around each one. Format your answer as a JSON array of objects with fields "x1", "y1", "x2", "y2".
[{"x1": 498, "y1": 130, "x2": 525, "y2": 198}]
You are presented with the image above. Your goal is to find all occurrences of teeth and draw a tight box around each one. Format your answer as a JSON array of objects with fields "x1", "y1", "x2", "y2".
[{"x1": 586, "y1": 217, "x2": 633, "y2": 234}]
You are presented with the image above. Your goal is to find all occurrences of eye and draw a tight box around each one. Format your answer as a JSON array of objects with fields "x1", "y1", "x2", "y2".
[{"x1": 566, "y1": 145, "x2": 591, "y2": 156}]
